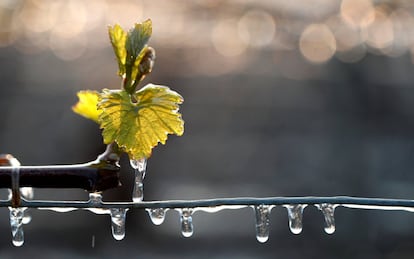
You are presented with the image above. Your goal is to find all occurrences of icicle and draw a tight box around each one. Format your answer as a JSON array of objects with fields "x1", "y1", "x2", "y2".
[
  {"x1": 315, "y1": 203, "x2": 337, "y2": 234},
  {"x1": 179, "y1": 208, "x2": 194, "y2": 237},
  {"x1": 10, "y1": 208, "x2": 24, "y2": 246},
  {"x1": 254, "y1": 204, "x2": 272, "y2": 243},
  {"x1": 110, "y1": 208, "x2": 128, "y2": 241},
  {"x1": 130, "y1": 158, "x2": 147, "y2": 202},
  {"x1": 147, "y1": 208, "x2": 168, "y2": 225},
  {"x1": 8, "y1": 187, "x2": 33, "y2": 225},
  {"x1": 284, "y1": 204, "x2": 307, "y2": 234}
]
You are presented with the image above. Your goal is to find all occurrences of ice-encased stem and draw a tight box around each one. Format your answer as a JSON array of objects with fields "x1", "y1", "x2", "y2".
[
  {"x1": 130, "y1": 159, "x2": 147, "y2": 203},
  {"x1": 179, "y1": 208, "x2": 194, "y2": 237},
  {"x1": 110, "y1": 208, "x2": 128, "y2": 241},
  {"x1": 254, "y1": 204, "x2": 272, "y2": 243},
  {"x1": 10, "y1": 208, "x2": 25, "y2": 246},
  {"x1": 284, "y1": 204, "x2": 307, "y2": 234},
  {"x1": 315, "y1": 203, "x2": 337, "y2": 234}
]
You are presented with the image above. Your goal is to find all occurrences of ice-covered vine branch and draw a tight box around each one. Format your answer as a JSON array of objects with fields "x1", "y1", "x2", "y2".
[{"x1": 4, "y1": 195, "x2": 414, "y2": 245}]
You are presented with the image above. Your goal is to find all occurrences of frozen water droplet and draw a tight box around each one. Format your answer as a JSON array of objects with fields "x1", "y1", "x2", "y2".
[
  {"x1": 10, "y1": 208, "x2": 24, "y2": 246},
  {"x1": 20, "y1": 187, "x2": 34, "y2": 200},
  {"x1": 110, "y1": 208, "x2": 128, "y2": 241},
  {"x1": 89, "y1": 192, "x2": 103, "y2": 205},
  {"x1": 179, "y1": 208, "x2": 193, "y2": 237},
  {"x1": 130, "y1": 159, "x2": 147, "y2": 202},
  {"x1": 254, "y1": 204, "x2": 272, "y2": 243},
  {"x1": 21, "y1": 187, "x2": 34, "y2": 224},
  {"x1": 315, "y1": 203, "x2": 337, "y2": 234},
  {"x1": 284, "y1": 204, "x2": 307, "y2": 234},
  {"x1": 39, "y1": 207, "x2": 78, "y2": 213},
  {"x1": 22, "y1": 213, "x2": 31, "y2": 225},
  {"x1": 147, "y1": 208, "x2": 168, "y2": 225}
]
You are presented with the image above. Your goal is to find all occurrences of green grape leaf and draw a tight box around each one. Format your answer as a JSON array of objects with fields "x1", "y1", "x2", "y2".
[
  {"x1": 98, "y1": 84, "x2": 184, "y2": 159},
  {"x1": 126, "y1": 19, "x2": 152, "y2": 58},
  {"x1": 125, "y1": 19, "x2": 152, "y2": 88},
  {"x1": 108, "y1": 24, "x2": 127, "y2": 76},
  {"x1": 72, "y1": 90, "x2": 101, "y2": 123}
]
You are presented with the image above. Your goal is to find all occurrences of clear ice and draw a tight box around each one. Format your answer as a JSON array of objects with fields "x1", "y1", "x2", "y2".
[
  {"x1": 284, "y1": 204, "x2": 307, "y2": 234},
  {"x1": 7, "y1": 157, "x2": 32, "y2": 246},
  {"x1": 147, "y1": 208, "x2": 168, "y2": 225},
  {"x1": 110, "y1": 208, "x2": 128, "y2": 241},
  {"x1": 20, "y1": 187, "x2": 34, "y2": 224},
  {"x1": 87, "y1": 192, "x2": 109, "y2": 215},
  {"x1": 179, "y1": 208, "x2": 194, "y2": 237},
  {"x1": 10, "y1": 208, "x2": 25, "y2": 246},
  {"x1": 254, "y1": 204, "x2": 273, "y2": 243},
  {"x1": 315, "y1": 203, "x2": 337, "y2": 234},
  {"x1": 130, "y1": 159, "x2": 147, "y2": 203}
]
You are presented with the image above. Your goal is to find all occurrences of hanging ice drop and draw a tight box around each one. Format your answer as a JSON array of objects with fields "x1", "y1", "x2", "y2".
[
  {"x1": 254, "y1": 204, "x2": 272, "y2": 243},
  {"x1": 20, "y1": 187, "x2": 34, "y2": 224},
  {"x1": 179, "y1": 208, "x2": 194, "y2": 237},
  {"x1": 315, "y1": 203, "x2": 337, "y2": 234},
  {"x1": 10, "y1": 208, "x2": 24, "y2": 246},
  {"x1": 110, "y1": 208, "x2": 128, "y2": 241},
  {"x1": 130, "y1": 159, "x2": 147, "y2": 202},
  {"x1": 284, "y1": 204, "x2": 307, "y2": 234},
  {"x1": 147, "y1": 208, "x2": 168, "y2": 225}
]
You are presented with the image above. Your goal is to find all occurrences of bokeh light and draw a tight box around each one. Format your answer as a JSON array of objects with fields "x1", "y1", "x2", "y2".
[
  {"x1": 299, "y1": 24, "x2": 336, "y2": 64},
  {"x1": 212, "y1": 19, "x2": 247, "y2": 57},
  {"x1": 238, "y1": 10, "x2": 276, "y2": 48},
  {"x1": 0, "y1": 1, "x2": 413, "y2": 70}
]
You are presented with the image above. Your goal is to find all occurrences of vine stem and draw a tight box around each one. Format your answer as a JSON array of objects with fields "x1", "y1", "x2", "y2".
[{"x1": 0, "y1": 144, "x2": 121, "y2": 193}]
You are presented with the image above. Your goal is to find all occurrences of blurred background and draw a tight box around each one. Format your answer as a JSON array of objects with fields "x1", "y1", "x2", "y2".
[{"x1": 1, "y1": 0, "x2": 414, "y2": 258}]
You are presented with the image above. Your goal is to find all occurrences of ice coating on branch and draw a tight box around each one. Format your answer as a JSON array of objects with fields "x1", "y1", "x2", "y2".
[
  {"x1": 315, "y1": 203, "x2": 337, "y2": 234},
  {"x1": 88, "y1": 192, "x2": 103, "y2": 205},
  {"x1": 284, "y1": 204, "x2": 307, "y2": 234},
  {"x1": 179, "y1": 208, "x2": 193, "y2": 237},
  {"x1": 254, "y1": 204, "x2": 273, "y2": 243},
  {"x1": 10, "y1": 208, "x2": 24, "y2": 246},
  {"x1": 110, "y1": 208, "x2": 128, "y2": 240},
  {"x1": 147, "y1": 208, "x2": 168, "y2": 225},
  {"x1": 130, "y1": 158, "x2": 147, "y2": 202},
  {"x1": 87, "y1": 193, "x2": 110, "y2": 215}
]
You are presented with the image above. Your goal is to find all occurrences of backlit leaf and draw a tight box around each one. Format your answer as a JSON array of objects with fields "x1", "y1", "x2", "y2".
[
  {"x1": 72, "y1": 90, "x2": 101, "y2": 123},
  {"x1": 126, "y1": 19, "x2": 152, "y2": 58},
  {"x1": 108, "y1": 24, "x2": 127, "y2": 76},
  {"x1": 98, "y1": 84, "x2": 184, "y2": 159}
]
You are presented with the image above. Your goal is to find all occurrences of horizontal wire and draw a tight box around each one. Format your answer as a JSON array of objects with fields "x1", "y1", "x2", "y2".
[{"x1": 0, "y1": 196, "x2": 411, "y2": 211}]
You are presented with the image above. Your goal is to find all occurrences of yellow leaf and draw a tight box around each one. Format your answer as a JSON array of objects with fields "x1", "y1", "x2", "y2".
[
  {"x1": 108, "y1": 24, "x2": 127, "y2": 76},
  {"x1": 72, "y1": 90, "x2": 101, "y2": 123},
  {"x1": 98, "y1": 84, "x2": 184, "y2": 159}
]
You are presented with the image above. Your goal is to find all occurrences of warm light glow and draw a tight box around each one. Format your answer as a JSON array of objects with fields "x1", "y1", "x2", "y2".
[
  {"x1": 238, "y1": 10, "x2": 276, "y2": 47},
  {"x1": 105, "y1": 1, "x2": 143, "y2": 26},
  {"x1": 327, "y1": 16, "x2": 361, "y2": 52},
  {"x1": 299, "y1": 24, "x2": 336, "y2": 64},
  {"x1": 17, "y1": 0, "x2": 57, "y2": 33},
  {"x1": 211, "y1": 19, "x2": 247, "y2": 57},
  {"x1": 336, "y1": 44, "x2": 366, "y2": 63},
  {"x1": 362, "y1": 9, "x2": 394, "y2": 50},
  {"x1": 0, "y1": 0, "x2": 413, "y2": 66},
  {"x1": 340, "y1": 0, "x2": 375, "y2": 28},
  {"x1": 49, "y1": 1, "x2": 87, "y2": 39}
]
